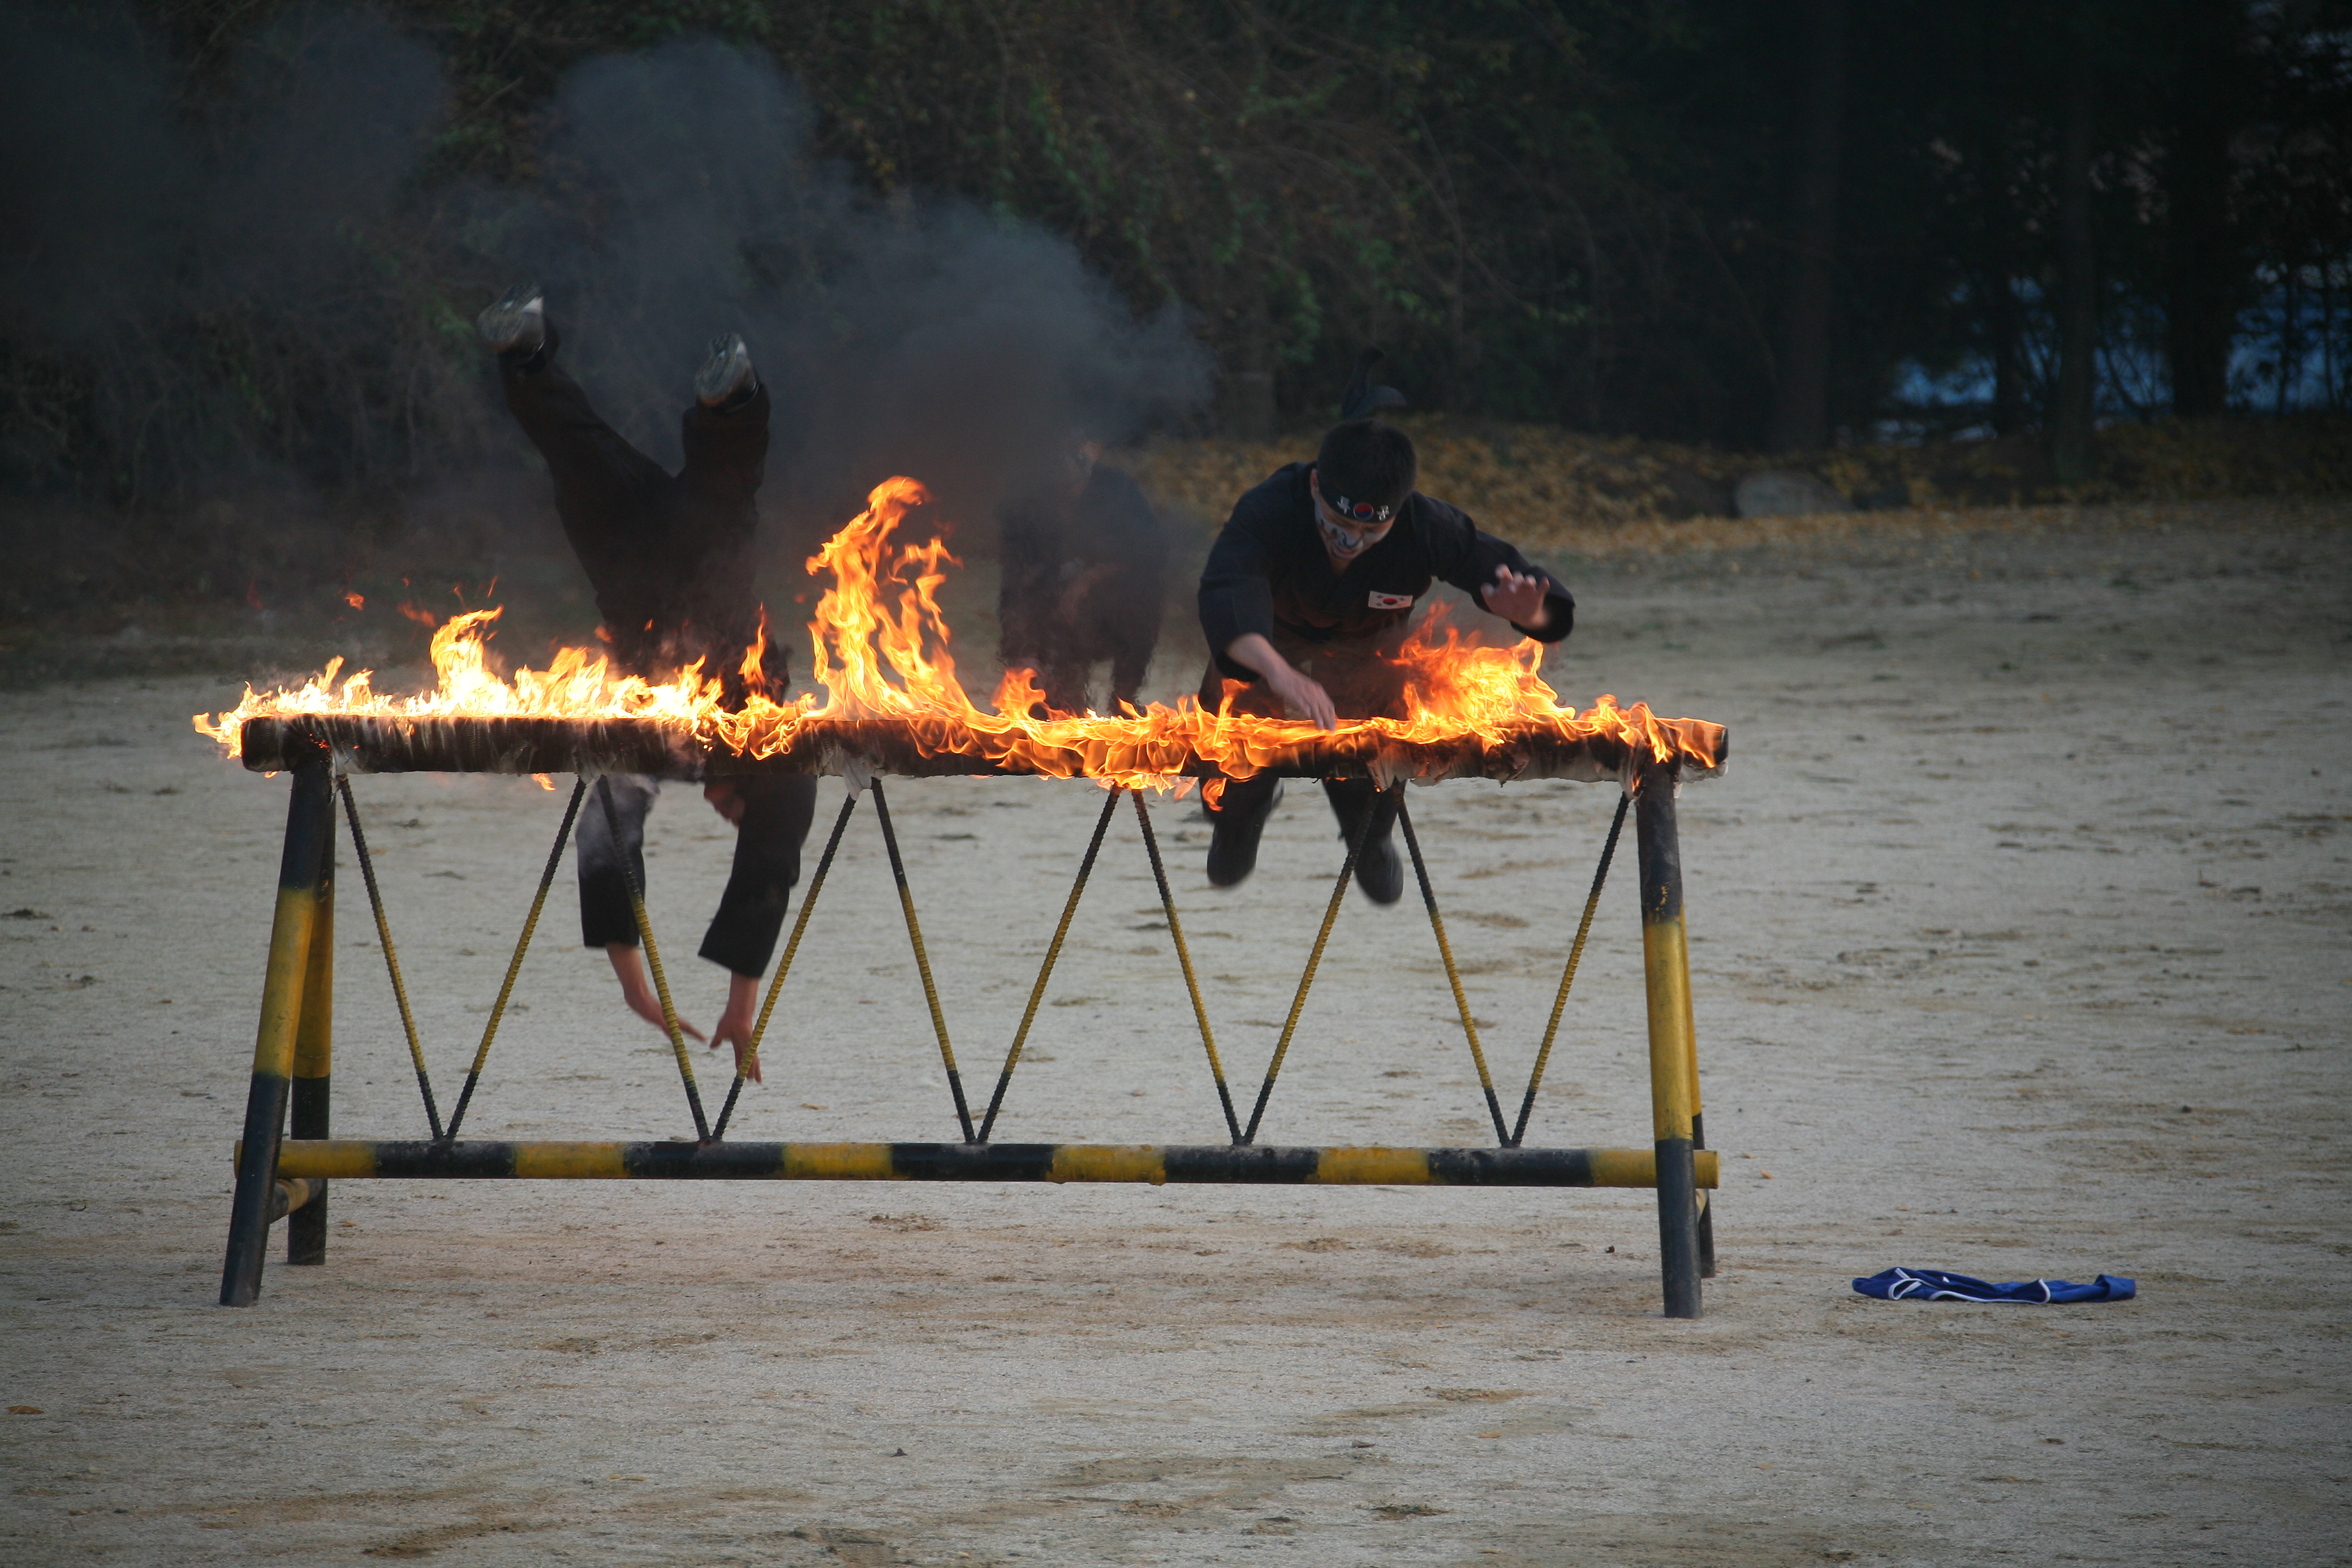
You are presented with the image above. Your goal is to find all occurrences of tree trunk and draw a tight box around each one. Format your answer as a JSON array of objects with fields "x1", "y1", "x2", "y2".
[
  {"x1": 2050, "y1": 30, "x2": 2099, "y2": 485},
  {"x1": 2166, "y1": 0, "x2": 2240, "y2": 418},
  {"x1": 1973, "y1": 5, "x2": 2026, "y2": 435},
  {"x1": 1978, "y1": 138, "x2": 2026, "y2": 433},
  {"x1": 1770, "y1": 0, "x2": 1847, "y2": 453}
]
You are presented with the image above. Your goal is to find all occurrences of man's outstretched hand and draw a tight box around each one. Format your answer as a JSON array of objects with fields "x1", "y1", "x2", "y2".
[
  {"x1": 710, "y1": 972, "x2": 764, "y2": 1083},
  {"x1": 1484, "y1": 563, "x2": 1553, "y2": 631},
  {"x1": 606, "y1": 944, "x2": 706, "y2": 1042}
]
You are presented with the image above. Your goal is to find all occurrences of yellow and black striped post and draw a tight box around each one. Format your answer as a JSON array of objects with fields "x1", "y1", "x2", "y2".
[
  {"x1": 286, "y1": 822, "x2": 334, "y2": 1265},
  {"x1": 220, "y1": 751, "x2": 335, "y2": 1306},
  {"x1": 1635, "y1": 762, "x2": 1704, "y2": 1319}
]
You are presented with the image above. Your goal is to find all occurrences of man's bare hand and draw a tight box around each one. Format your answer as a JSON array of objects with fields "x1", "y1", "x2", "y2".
[
  {"x1": 1266, "y1": 664, "x2": 1337, "y2": 731},
  {"x1": 1225, "y1": 633, "x2": 1338, "y2": 731},
  {"x1": 710, "y1": 973, "x2": 764, "y2": 1083},
  {"x1": 1485, "y1": 564, "x2": 1552, "y2": 631},
  {"x1": 607, "y1": 946, "x2": 705, "y2": 1041}
]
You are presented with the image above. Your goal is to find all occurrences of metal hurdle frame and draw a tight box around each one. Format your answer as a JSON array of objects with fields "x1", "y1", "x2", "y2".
[{"x1": 219, "y1": 738, "x2": 1717, "y2": 1318}]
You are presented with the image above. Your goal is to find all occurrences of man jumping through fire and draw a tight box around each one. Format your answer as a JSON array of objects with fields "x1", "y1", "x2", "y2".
[
  {"x1": 1195, "y1": 351, "x2": 1576, "y2": 902},
  {"x1": 996, "y1": 430, "x2": 1170, "y2": 715},
  {"x1": 478, "y1": 284, "x2": 816, "y2": 1081}
]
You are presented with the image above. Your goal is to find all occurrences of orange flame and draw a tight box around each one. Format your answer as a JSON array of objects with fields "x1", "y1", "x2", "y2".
[{"x1": 196, "y1": 476, "x2": 1720, "y2": 786}]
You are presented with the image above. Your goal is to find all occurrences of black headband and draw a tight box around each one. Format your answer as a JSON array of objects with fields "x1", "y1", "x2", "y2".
[{"x1": 1322, "y1": 489, "x2": 1396, "y2": 525}]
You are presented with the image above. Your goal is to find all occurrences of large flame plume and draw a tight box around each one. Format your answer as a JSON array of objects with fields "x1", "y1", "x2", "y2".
[{"x1": 197, "y1": 476, "x2": 1720, "y2": 787}]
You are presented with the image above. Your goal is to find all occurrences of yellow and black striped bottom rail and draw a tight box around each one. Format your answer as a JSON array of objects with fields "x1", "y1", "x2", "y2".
[{"x1": 261, "y1": 1139, "x2": 1718, "y2": 1188}]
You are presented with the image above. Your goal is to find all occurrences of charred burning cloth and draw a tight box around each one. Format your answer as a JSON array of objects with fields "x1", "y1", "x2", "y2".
[{"x1": 491, "y1": 303, "x2": 816, "y2": 976}]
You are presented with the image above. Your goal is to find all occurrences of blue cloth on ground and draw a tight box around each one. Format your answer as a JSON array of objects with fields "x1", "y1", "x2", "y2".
[{"x1": 1853, "y1": 1268, "x2": 2135, "y2": 1303}]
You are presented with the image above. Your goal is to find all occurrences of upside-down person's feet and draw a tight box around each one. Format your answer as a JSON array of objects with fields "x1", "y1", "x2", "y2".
[
  {"x1": 477, "y1": 282, "x2": 546, "y2": 362},
  {"x1": 695, "y1": 333, "x2": 757, "y2": 409}
]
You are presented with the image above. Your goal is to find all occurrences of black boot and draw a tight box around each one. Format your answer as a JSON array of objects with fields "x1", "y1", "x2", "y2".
[
  {"x1": 1205, "y1": 776, "x2": 1283, "y2": 887},
  {"x1": 1324, "y1": 779, "x2": 1403, "y2": 904},
  {"x1": 478, "y1": 282, "x2": 547, "y2": 365}
]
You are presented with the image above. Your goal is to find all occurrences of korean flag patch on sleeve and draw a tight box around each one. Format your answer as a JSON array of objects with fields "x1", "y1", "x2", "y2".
[{"x1": 1367, "y1": 590, "x2": 1414, "y2": 610}]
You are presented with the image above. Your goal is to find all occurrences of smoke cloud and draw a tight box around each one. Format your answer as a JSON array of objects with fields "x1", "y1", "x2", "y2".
[
  {"x1": 463, "y1": 34, "x2": 1208, "y2": 541},
  {"x1": 1, "y1": 7, "x2": 1208, "y2": 563}
]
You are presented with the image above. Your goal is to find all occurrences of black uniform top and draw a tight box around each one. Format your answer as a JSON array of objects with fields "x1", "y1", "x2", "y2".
[{"x1": 1196, "y1": 461, "x2": 1574, "y2": 680}]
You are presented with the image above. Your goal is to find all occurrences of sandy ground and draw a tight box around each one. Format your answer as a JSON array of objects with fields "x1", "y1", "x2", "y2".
[{"x1": 3, "y1": 499, "x2": 2349, "y2": 1566}]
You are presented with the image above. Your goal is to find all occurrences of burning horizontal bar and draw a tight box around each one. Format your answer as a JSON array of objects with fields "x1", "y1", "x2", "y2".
[
  {"x1": 264, "y1": 1139, "x2": 1720, "y2": 1188},
  {"x1": 234, "y1": 714, "x2": 1726, "y2": 785}
]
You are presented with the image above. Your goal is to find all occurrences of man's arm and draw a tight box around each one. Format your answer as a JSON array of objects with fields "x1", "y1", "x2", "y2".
[
  {"x1": 1197, "y1": 515, "x2": 1280, "y2": 681},
  {"x1": 607, "y1": 944, "x2": 706, "y2": 1041},
  {"x1": 1423, "y1": 500, "x2": 1576, "y2": 642},
  {"x1": 707, "y1": 972, "x2": 764, "y2": 1083}
]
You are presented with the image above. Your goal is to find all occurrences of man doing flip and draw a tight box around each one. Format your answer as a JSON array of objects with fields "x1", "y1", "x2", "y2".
[
  {"x1": 478, "y1": 284, "x2": 816, "y2": 1080},
  {"x1": 1194, "y1": 352, "x2": 1576, "y2": 902}
]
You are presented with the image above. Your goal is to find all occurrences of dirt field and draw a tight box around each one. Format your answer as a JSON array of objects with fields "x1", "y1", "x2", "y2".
[{"x1": 4, "y1": 498, "x2": 2348, "y2": 1566}]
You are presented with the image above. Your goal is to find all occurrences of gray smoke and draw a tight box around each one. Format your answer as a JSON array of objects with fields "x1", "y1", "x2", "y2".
[
  {"x1": 1, "y1": 8, "x2": 1208, "y2": 555},
  {"x1": 464, "y1": 35, "x2": 1207, "y2": 537}
]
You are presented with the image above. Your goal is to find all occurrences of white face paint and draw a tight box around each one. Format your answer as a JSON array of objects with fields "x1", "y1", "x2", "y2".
[
  {"x1": 1318, "y1": 509, "x2": 1388, "y2": 559},
  {"x1": 1311, "y1": 471, "x2": 1394, "y2": 560}
]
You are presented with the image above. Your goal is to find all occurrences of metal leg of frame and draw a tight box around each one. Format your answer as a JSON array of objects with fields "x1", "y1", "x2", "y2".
[
  {"x1": 220, "y1": 752, "x2": 334, "y2": 1306},
  {"x1": 1634, "y1": 761, "x2": 1703, "y2": 1320},
  {"x1": 286, "y1": 823, "x2": 334, "y2": 1265}
]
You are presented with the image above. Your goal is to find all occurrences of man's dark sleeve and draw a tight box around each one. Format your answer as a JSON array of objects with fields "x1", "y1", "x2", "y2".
[
  {"x1": 698, "y1": 775, "x2": 819, "y2": 978},
  {"x1": 1198, "y1": 518, "x2": 1278, "y2": 681},
  {"x1": 1424, "y1": 499, "x2": 1575, "y2": 643}
]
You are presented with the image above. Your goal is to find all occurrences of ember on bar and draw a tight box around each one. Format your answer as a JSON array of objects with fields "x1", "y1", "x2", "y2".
[{"x1": 201, "y1": 475, "x2": 1727, "y2": 789}]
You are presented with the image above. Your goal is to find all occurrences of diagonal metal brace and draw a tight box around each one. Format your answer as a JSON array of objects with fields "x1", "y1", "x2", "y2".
[
  {"x1": 1241, "y1": 782, "x2": 1391, "y2": 1144},
  {"x1": 977, "y1": 785, "x2": 1125, "y2": 1142}
]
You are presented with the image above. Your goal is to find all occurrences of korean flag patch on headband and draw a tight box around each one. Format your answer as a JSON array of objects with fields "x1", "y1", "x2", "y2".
[{"x1": 1367, "y1": 590, "x2": 1414, "y2": 610}]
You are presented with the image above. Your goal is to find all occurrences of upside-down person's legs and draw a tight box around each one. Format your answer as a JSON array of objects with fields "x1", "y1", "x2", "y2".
[
  {"x1": 494, "y1": 326, "x2": 673, "y2": 558},
  {"x1": 676, "y1": 377, "x2": 771, "y2": 516},
  {"x1": 699, "y1": 774, "x2": 820, "y2": 1080}
]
